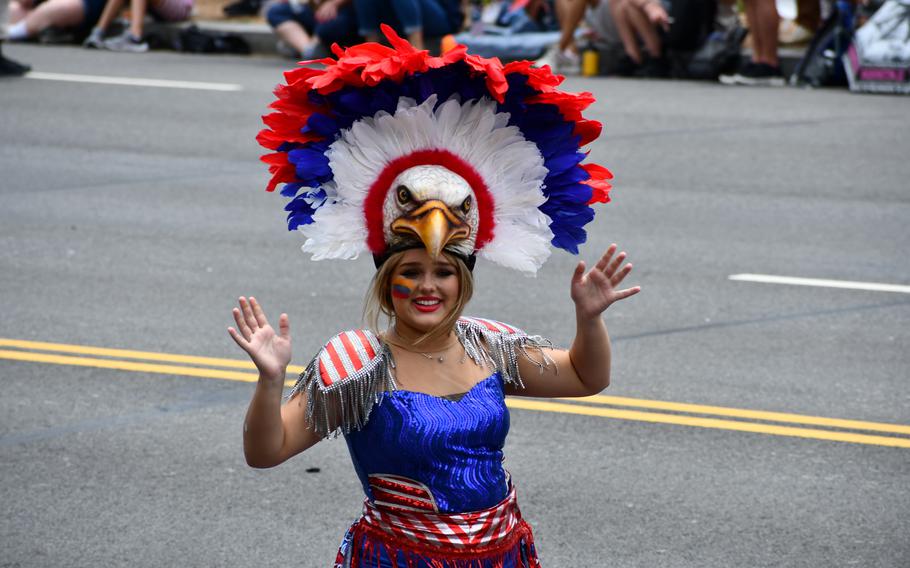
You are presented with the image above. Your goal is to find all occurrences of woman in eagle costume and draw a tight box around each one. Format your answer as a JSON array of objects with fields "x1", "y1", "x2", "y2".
[{"x1": 230, "y1": 26, "x2": 640, "y2": 568}]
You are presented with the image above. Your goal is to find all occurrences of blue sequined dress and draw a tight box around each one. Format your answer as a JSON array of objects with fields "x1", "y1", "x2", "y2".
[
  {"x1": 290, "y1": 319, "x2": 550, "y2": 568},
  {"x1": 345, "y1": 372, "x2": 510, "y2": 515}
]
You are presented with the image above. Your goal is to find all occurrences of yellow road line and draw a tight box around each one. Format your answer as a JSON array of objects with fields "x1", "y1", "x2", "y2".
[
  {"x1": 570, "y1": 394, "x2": 910, "y2": 436},
  {"x1": 506, "y1": 399, "x2": 910, "y2": 448},
  {"x1": 0, "y1": 350, "x2": 297, "y2": 387},
  {"x1": 2, "y1": 342, "x2": 909, "y2": 448},
  {"x1": 0, "y1": 338, "x2": 306, "y2": 374}
]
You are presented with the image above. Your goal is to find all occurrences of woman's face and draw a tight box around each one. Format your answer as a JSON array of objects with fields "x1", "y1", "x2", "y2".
[{"x1": 390, "y1": 249, "x2": 460, "y2": 334}]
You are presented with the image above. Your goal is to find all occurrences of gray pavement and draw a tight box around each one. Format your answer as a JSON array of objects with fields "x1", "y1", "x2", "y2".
[{"x1": 1, "y1": 44, "x2": 909, "y2": 567}]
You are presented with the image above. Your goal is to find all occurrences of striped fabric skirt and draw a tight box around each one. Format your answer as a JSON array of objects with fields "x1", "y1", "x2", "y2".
[{"x1": 335, "y1": 485, "x2": 540, "y2": 568}]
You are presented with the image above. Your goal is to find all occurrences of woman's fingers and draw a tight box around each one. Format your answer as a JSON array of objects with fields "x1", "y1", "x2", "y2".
[
  {"x1": 239, "y1": 297, "x2": 259, "y2": 331},
  {"x1": 227, "y1": 326, "x2": 249, "y2": 349},
  {"x1": 249, "y1": 296, "x2": 269, "y2": 328},
  {"x1": 594, "y1": 244, "x2": 617, "y2": 272},
  {"x1": 232, "y1": 306, "x2": 252, "y2": 341},
  {"x1": 278, "y1": 313, "x2": 290, "y2": 340},
  {"x1": 571, "y1": 260, "x2": 586, "y2": 285},
  {"x1": 605, "y1": 251, "x2": 627, "y2": 276},
  {"x1": 613, "y1": 286, "x2": 642, "y2": 302},
  {"x1": 610, "y1": 262, "x2": 633, "y2": 287}
]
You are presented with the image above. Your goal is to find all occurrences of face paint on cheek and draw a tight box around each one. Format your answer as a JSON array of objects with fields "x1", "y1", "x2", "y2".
[{"x1": 391, "y1": 276, "x2": 416, "y2": 299}]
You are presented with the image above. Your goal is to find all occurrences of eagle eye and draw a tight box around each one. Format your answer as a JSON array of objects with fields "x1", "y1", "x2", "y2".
[
  {"x1": 461, "y1": 196, "x2": 472, "y2": 214},
  {"x1": 396, "y1": 185, "x2": 413, "y2": 205}
]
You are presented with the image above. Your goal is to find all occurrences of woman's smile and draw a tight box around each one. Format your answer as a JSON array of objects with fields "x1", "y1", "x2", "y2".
[{"x1": 412, "y1": 297, "x2": 442, "y2": 312}]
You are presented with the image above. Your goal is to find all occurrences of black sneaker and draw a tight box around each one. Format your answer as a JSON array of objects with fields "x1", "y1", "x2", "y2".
[
  {"x1": 0, "y1": 54, "x2": 31, "y2": 76},
  {"x1": 634, "y1": 55, "x2": 670, "y2": 79},
  {"x1": 223, "y1": 0, "x2": 261, "y2": 17},
  {"x1": 720, "y1": 62, "x2": 785, "y2": 86}
]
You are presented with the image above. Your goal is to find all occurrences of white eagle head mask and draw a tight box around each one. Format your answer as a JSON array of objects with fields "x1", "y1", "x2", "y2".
[
  {"x1": 258, "y1": 28, "x2": 613, "y2": 275},
  {"x1": 383, "y1": 165, "x2": 478, "y2": 260}
]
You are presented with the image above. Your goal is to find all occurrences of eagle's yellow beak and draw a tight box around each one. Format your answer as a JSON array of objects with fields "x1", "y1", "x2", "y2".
[{"x1": 391, "y1": 200, "x2": 470, "y2": 260}]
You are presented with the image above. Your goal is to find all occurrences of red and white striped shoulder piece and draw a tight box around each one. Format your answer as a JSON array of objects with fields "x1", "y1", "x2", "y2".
[
  {"x1": 315, "y1": 329, "x2": 383, "y2": 387},
  {"x1": 289, "y1": 329, "x2": 396, "y2": 439}
]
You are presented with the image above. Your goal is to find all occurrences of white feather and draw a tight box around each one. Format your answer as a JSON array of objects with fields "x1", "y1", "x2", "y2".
[
  {"x1": 300, "y1": 204, "x2": 365, "y2": 260},
  {"x1": 306, "y1": 95, "x2": 553, "y2": 272}
]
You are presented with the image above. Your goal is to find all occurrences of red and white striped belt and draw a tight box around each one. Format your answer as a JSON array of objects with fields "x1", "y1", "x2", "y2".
[{"x1": 360, "y1": 484, "x2": 523, "y2": 550}]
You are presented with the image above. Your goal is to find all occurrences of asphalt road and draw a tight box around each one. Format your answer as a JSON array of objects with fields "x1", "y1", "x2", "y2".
[{"x1": 1, "y1": 44, "x2": 909, "y2": 568}]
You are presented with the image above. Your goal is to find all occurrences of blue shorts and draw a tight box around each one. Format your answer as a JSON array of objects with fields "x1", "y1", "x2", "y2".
[
  {"x1": 80, "y1": 0, "x2": 106, "y2": 30},
  {"x1": 266, "y1": 1, "x2": 360, "y2": 47}
]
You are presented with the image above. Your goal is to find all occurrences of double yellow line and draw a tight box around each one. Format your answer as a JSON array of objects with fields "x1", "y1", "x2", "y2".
[{"x1": 2, "y1": 337, "x2": 909, "y2": 448}]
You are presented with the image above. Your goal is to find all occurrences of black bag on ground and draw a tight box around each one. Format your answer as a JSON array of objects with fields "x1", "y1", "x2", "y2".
[
  {"x1": 174, "y1": 25, "x2": 251, "y2": 55},
  {"x1": 665, "y1": 0, "x2": 715, "y2": 52},
  {"x1": 790, "y1": 6, "x2": 854, "y2": 87},
  {"x1": 685, "y1": 25, "x2": 747, "y2": 80}
]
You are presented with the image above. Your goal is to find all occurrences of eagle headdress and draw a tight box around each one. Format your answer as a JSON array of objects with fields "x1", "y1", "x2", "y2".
[{"x1": 258, "y1": 26, "x2": 613, "y2": 275}]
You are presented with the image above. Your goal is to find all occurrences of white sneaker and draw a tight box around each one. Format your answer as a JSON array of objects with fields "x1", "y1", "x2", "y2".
[
  {"x1": 82, "y1": 29, "x2": 105, "y2": 49},
  {"x1": 535, "y1": 45, "x2": 581, "y2": 75},
  {"x1": 555, "y1": 48, "x2": 581, "y2": 75},
  {"x1": 535, "y1": 44, "x2": 559, "y2": 69},
  {"x1": 103, "y1": 31, "x2": 149, "y2": 53},
  {"x1": 779, "y1": 19, "x2": 813, "y2": 46}
]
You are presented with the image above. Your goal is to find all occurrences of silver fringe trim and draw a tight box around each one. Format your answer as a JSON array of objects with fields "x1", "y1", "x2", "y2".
[
  {"x1": 290, "y1": 320, "x2": 554, "y2": 439},
  {"x1": 287, "y1": 338, "x2": 397, "y2": 440},
  {"x1": 454, "y1": 319, "x2": 556, "y2": 390}
]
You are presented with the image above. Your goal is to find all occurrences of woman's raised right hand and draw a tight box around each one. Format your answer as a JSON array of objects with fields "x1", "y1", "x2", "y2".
[{"x1": 228, "y1": 296, "x2": 291, "y2": 383}]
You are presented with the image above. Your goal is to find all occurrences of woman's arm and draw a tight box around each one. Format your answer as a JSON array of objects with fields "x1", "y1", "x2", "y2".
[
  {"x1": 505, "y1": 244, "x2": 640, "y2": 398},
  {"x1": 230, "y1": 296, "x2": 321, "y2": 468}
]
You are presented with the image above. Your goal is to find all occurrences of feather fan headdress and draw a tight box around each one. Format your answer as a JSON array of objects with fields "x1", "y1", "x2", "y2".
[{"x1": 257, "y1": 26, "x2": 612, "y2": 274}]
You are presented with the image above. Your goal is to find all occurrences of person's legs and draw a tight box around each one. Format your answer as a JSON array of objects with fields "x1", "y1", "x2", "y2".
[
  {"x1": 127, "y1": 0, "x2": 145, "y2": 37},
  {"x1": 794, "y1": 0, "x2": 819, "y2": 31},
  {"x1": 18, "y1": 0, "x2": 85, "y2": 37},
  {"x1": 390, "y1": 0, "x2": 424, "y2": 48},
  {"x1": 554, "y1": 0, "x2": 590, "y2": 52},
  {"x1": 93, "y1": 0, "x2": 124, "y2": 33},
  {"x1": 100, "y1": 0, "x2": 147, "y2": 50},
  {"x1": 610, "y1": 0, "x2": 642, "y2": 63},
  {"x1": 355, "y1": 0, "x2": 426, "y2": 47},
  {"x1": 7, "y1": 0, "x2": 26, "y2": 23},
  {"x1": 268, "y1": 2, "x2": 318, "y2": 55},
  {"x1": 621, "y1": 1, "x2": 661, "y2": 59},
  {"x1": 720, "y1": 0, "x2": 782, "y2": 84},
  {"x1": 83, "y1": 0, "x2": 124, "y2": 46},
  {"x1": 744, "y1": 0, "x2": 760, "y2": 57},
  {"x1": 353, "y1": 0, "x2": 390, "y2": 41},
  {"x1": 276, "y1": 21, "x2": 312, "y2": 53},
  {"x1": 313, "y1": 3, "x2": 359, "y2": 47},
  {"x1": 748, "y1": 0, "x2": 778, "y2": 66}
]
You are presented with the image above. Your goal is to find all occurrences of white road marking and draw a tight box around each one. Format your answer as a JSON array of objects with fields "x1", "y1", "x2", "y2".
[
  {"x1": 25, "y1": 71, "x2": 243, "y2": 92},
  {"x1": 729, "y1": 274, "x2": 910, "y2": 294}
]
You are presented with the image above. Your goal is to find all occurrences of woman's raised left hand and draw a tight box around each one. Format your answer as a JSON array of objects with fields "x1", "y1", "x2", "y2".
[{"x1": 570, "y1": 244, "x2": 641, "y2": 320}]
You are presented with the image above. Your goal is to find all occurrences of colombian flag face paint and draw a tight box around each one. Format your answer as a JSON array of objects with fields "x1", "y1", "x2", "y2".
[{"x1": 391, "y1": 276, "x2": 416, "y2": 299}]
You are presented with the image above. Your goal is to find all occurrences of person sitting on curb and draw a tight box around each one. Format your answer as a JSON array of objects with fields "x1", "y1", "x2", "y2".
[
  {"x1": 82, "y1": 0, "x2": 193, "y2": 52},
  {"x1": 6, "y1": 0, "x2": 105, "y2": 44},
  {"x1": 265, "y1": 0, "x2": 359, "y2": 60},
  {"x1": 1, "y1": 0, "x2": 30, "y2": 75},
  {"x1": 537, "y1": 0, "x2": 671, "y2": 76}
]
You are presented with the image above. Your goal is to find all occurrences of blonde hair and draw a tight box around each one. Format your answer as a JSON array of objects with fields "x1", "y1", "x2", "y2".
[{"x1": 363, "y1": 251, "x2": 474, "y2": 345}]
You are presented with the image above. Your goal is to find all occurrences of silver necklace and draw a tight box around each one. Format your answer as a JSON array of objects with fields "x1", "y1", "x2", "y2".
[{"x1": 387, "y1": 331, "x2": 463, "y2": 364}]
